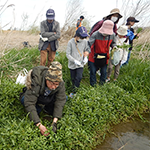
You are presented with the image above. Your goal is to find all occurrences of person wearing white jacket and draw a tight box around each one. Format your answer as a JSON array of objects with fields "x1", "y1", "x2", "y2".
[
  {"x1": 66, "y1": 26, "x2": 90, "y2": 97},
  {"x1": 106, "y1": 25, "x2": 128, "y2": 82}
]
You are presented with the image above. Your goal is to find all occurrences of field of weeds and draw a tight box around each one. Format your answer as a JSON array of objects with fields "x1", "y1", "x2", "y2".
[
  {"x1": 0, "y1": 27, "x2": 150, "y2": 149},
  {"x1": 0, "y1": 0, "x2": 150, "y2": 148},
  {"x1": 0, "y1": 47, "x2": 149, "y2": 149}
]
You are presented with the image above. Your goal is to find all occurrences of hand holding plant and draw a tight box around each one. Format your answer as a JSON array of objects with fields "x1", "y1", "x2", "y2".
[
  {"x1": 135, "y1": 28, "x2": 142, "y2": 39},
  {"x1": 36, "y1": 123, "x2": 49, "y2": 136}
]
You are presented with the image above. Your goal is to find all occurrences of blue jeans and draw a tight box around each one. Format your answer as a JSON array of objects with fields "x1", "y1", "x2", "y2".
[
  {"x1": 89, "y1": 61, "x2": 107, "y2": 86},
  {"x1": 122, "y1": 50, "x2": 131, "y2": 66}
]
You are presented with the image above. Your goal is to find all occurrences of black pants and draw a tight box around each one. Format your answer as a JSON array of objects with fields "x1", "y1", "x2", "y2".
[
  {"x1": 37, "y1": 94, "x2": 56, "y2": 116},
  {"x1": 20, "y1": 87, "x2": 55, "y2": 116},
  {"x1": 70, "y1": 68, "x2": 83, "y2": 93},
  {"x1": 21, "y1": 95, "x2": 55, "y2": 116}
]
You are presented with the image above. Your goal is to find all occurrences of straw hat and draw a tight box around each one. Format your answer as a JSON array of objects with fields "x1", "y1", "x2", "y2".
[
  {"x1": 108, "y1": 8, "x2": 122, "y2": 18},
  {"x1": 99, "y1": 20, "x2": 114, "y2": 35}
]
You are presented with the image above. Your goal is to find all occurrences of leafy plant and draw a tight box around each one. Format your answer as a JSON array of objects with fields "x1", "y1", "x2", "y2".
[
  {"x1": 0, "y1": 47, "x2": 149, "y2": 150},
  {"x1": 136, "y1": 27, "x2": 143, "y2": 33}
]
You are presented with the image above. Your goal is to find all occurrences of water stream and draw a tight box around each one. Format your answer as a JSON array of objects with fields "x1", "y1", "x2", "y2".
[{"x1": 95, "y1": 113, "x2": 150, "y2": 150}]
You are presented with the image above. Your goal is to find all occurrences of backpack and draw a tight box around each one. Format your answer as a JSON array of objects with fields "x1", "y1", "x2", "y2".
[
  {"x1": 89, "y1": 20, "x2": 104, "y2": 35},
  {"x1": 89, "y1": 21, "x2": 100, "y2": 35}
]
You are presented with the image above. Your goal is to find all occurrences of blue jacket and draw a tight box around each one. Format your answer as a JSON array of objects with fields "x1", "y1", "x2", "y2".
[{"x1": 127, "y1": 29, "x2": 135, "y2": 41}]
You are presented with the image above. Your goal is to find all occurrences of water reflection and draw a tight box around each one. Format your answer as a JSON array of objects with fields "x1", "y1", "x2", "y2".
[{"x1": 95, "y1": 113, "x2": 150, "y2": 150}]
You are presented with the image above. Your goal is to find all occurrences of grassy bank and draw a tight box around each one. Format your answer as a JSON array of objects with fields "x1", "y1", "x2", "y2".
[{"x1": 0, "y1": 47, "x2": 150, "y2": 150}]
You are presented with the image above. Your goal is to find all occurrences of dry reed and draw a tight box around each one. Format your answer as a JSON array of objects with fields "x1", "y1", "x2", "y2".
[{"x1": 0, "y1": 30, "x2": 39, "y2": 56}]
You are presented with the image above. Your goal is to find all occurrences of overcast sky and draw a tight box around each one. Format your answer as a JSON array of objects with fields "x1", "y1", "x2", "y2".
[{"x1": 0, "y1": 0, "x2": 146, "y2": 30}]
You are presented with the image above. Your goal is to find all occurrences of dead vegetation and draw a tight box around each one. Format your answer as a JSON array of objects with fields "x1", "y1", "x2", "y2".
[
  {"x1": 0, "y1": 30, "x2": 69, "y2": 57},
  {"x1": 132, "y1": 27, "x2": 150, "y2": 61},
  {"x1": 134, "y1": 27, "x2": 150, "y2": 45},
  {"x1": 0, "y1": 30, "x2": 39, "y2": 54}
]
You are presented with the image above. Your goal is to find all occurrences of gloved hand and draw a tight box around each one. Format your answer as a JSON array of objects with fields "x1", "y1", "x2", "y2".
[
  {"x1": 83, "y1": 56, "x2": 88, "y2": 65},
  {"x1": 51, "y1": 122, "x2": 57, "y2": 133},
  {"x1": 74, "y1": 60, "x2": 81, "y2": 66},
  {"x1": 40, "y1": 35, "x2": 48, "y2": 42}
]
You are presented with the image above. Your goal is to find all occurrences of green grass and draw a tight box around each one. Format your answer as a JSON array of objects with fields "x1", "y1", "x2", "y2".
[{"x1": 0, "y1": 47, "x2": 149, "y2": 150}]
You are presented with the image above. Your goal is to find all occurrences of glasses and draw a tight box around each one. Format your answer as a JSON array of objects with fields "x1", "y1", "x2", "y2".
[{"x1": 49, "y1": 81, "x2": 59, "y2": 88}]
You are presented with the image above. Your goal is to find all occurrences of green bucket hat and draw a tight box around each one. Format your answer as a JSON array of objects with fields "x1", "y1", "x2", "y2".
[{"x1": 45, "y1": 61, "x2": 63, "y2": 82}]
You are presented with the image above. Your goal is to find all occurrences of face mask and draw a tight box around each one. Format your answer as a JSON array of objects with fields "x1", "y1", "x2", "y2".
[
  {"x1": 111, "y1": 16, "x2": 118, "y2": 22},
  {"x1": 77, "y1": 39, "x2": 83, "y2": 42}
]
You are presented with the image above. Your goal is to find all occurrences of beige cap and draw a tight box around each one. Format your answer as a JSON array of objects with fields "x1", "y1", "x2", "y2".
[
  {"x1": 108, "y1": 8, "x2": 122, "y2": 18},
  {"x1": 117, "y1": 25, "x2": 128, "y2": 36}
]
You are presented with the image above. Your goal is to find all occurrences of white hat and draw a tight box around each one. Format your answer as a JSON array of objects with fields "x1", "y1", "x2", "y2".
[{"x1": 117, "y1": 25, "x2": 128, "y2": 36}]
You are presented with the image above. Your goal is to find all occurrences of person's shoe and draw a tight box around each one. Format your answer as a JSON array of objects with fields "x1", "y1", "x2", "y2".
[
  {"x1": 96, "y1": 70, "x2": 101, "y2": 76},
  {"x1": 113, "y1": 79, "x2": 117, "y2": 82},
  {"x1": 69, "y1": 93, "x2": 74, "y2": 98},
  {"x1": 106, "y1": 78, "x2": 110, "y2": 83}
]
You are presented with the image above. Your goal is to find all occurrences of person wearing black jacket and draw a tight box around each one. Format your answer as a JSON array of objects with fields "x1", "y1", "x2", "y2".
[{"x1": 20, "y1": 61, "x2": 66, "y2": 136}]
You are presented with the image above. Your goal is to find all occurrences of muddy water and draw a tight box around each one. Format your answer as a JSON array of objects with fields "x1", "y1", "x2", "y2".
[{"x1": 95, "y1": 113, "x2": 150, "y2": 150}]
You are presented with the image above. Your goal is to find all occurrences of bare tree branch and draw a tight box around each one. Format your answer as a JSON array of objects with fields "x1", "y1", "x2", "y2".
[
  {"x1": 61, "y1": 0, "x2": 85, "y2": 32},
  {"x1": 0, "y1": 0, "x2": 9, "y2": 14},
  {"x1": 120, "y1": 0, "x2": 150, "y2": 26}
]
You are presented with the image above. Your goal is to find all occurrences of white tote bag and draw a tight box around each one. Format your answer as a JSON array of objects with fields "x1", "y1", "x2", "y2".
[
  {"x1": 111, "y1": 49, "x2": 121, "y2": 66},
  {"x1": 16, "y1": 68, "x2": 28, "y2": 85}
]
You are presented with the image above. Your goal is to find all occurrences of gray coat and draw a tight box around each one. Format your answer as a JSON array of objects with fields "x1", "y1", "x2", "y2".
[{"x1": 38, "y1": 20, "x2": 60, "y2": 51}]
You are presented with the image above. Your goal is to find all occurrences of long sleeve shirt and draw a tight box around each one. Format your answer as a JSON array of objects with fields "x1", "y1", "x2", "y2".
[
  {"x1": 66, "y1": 38, "x2": 91, "y2": 69},
  {"x1": 88, "y1": 31, "x2": 116, "y2": 64}
]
